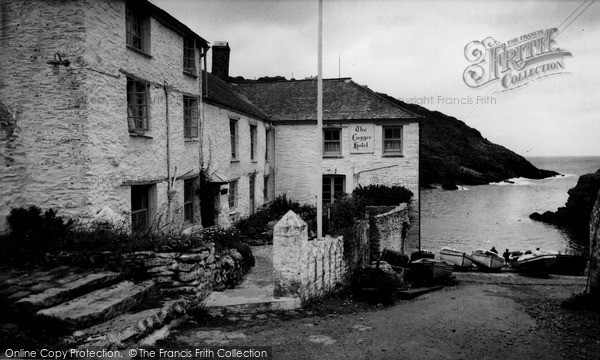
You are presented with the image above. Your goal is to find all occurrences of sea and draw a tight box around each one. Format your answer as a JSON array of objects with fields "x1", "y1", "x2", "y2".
[{"x1": 421, "y1": 156, "x2": 600, "y2": 255}]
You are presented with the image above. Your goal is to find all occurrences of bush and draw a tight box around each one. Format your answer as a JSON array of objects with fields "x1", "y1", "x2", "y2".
[
  {"x1": 235, "y1": 194, "x2": 317, "y2": 242},
  {"x1": 1, "y1": 206, "x2": 254, "y2": 272},
  {"x1": 201, "y1": 226, "x2": 255, "y2": 270},
  {"x1": 352, "y1": 184, "x2": 413, "y2": 206},
  {"x1": 2, "y1": 206, "x2": 73, "y2": 264}
]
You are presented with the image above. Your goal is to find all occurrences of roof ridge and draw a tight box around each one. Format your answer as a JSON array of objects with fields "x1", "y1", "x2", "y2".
[{"x1": 347, "y1": 80, "x2": 422, "y2": 119}]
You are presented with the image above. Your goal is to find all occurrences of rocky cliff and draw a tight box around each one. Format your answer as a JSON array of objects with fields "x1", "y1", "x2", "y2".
[
  {"x1": 530, "y1": 169, "x2": 600, "y2": 252},
  {"x1": 377, "y1": 94, "x2": 559, "y2": 187}
]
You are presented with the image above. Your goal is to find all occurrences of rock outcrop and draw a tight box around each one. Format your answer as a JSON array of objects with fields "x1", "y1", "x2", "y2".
[{"x1": 530, "y1": 169, "x2": 600, "y2": 252}]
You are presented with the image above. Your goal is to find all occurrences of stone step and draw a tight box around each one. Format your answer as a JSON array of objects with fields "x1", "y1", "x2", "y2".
[
  {"x1": 36, "y1": 280, "x2": 158, "y2": 330},
  {"x1": 203, "y1": 288, "x2": 300, "y2": 314},
  {"x1": 69, "y1": 299, "x2": 188, "y2": 348},
  {"x1": 15, "y1": 271, "x2": 122, "y2": 312}
]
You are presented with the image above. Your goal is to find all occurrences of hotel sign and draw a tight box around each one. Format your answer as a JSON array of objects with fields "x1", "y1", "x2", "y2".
[{"x1": 350, "y1": 124, "x2": 374, "y2": 153}]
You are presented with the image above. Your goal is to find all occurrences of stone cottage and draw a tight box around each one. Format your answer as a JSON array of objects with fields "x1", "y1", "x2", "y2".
[
  {"x1": 0, "y1": 0, "x2": 209, "y2": 232},
  {"x1": 201, "y1": 42, "x2": 273, "y2": 227}
]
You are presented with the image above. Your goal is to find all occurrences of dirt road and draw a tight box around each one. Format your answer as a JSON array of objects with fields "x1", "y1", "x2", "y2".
[{"x1": 167, "y1": 274, "x2": 599, "y2": 360}]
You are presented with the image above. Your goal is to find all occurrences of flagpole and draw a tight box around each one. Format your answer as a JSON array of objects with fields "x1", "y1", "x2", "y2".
[{"x1": 316, "y1": 0, "x2": 323, "y2": 238}]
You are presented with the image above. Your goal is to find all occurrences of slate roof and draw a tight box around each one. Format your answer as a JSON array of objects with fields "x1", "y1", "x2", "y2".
[
  {"x1": 203, "y1": 72, "x2": 269, "y2": 120},
  {"x1": 233, "y1": 78, "x2": 419, "y2": 122}
]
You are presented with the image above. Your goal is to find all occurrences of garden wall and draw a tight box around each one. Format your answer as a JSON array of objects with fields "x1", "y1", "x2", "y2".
[
  {"x1": 272, "y1": 211, "x2": 346, "y2": 303},
  {"x1": 368, "y1": 204, "x2": 410, "y2": 257},
  {"x1": 123, "y1": 243, "x2": 246, "y2": 300}
]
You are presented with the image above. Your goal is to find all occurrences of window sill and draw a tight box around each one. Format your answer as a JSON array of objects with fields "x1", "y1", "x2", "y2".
[
  {"x1": 126, "y1": 45, "x2": 152, "y2": 59},
  {"x1": 184, "y1": 138, "x2": 200, "y2": 143},
  {"x1": 129, "y1": 132, "x2": 153, "y2": 139},
  {"x1": 251, "y1": 160, "x2": 258, "y2": 163},
  {"x1": 183, "y1": 70, "x2": 198, "y2": 78},
  {"x1": 228, "y1": 210, "x2": 239, "y2": 216},
  {"x1": 230, "y1": 159, "x2": 240, "y2": 163},
  {"x1": 323, "y1": 155, "x2": 343, "y2": 159},
  {"x1": 382, "y1": 153, "x2": 404, "y2": 157}
]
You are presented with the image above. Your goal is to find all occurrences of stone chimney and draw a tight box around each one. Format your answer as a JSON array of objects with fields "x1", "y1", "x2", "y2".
[{"x1": 211, "y1": 41, "x2": 230, "y2": 80}]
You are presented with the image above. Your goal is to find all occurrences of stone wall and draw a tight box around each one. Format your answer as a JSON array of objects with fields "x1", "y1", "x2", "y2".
[
  {"x1": 365, "y1": 204, "x2": 411, "y2": 260},
  {"x1": 123, "y1": 243, "x2": 246, "y2": 300},
  {"x1": 273, "y1": 211, "x2": 346, "y2": 303},
  {"x1": 589, "y1": 190, "x2": 600, "y2": 296}
]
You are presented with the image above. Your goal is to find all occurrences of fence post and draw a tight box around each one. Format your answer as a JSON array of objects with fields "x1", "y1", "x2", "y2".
[{"x1": 273, "y1": 210, "x2": 308, "y2": 298}]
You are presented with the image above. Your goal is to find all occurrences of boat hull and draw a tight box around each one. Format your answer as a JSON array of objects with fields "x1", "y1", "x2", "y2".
[
  {"x1": 440, "y1": 248, "x2": 473, "y2": 270},
  {"x1": 471, "y1": 250, "x2": 504, "y2": 272},
  {"x1": 409, "y1": 259, "x2": 454, "y2": 285},
  {"x1": 514, "y1": 255, "x2": 557, "y2": 276}
]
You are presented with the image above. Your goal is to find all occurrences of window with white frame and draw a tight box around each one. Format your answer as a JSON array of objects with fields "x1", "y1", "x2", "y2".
[
  {"x1": 183, "y1": 96, "x2": 198, "y2": 138},
  {"x1": 183, "y1": 37, "x2": 196, "y2": 75},
  {"x1": 250, "y1": 125, "x2": 257, "y2": 161},
  {"x1": 126, "y1": 4, "x2": 150, "y2": 54},
  {"x1": 230, "y1": 120, "x2": 238, "y2": 160},
  {"x1": 228, "y1": 180, "x2": 237, "y2": 208},
  {"x1": 383, "y1": 126, "x2": 403, "y2": 155},
  {"x1": 323, "y1": 128, "x2": 341, "y2": 156},
  {"x1": 127, "y1": 77, "x2": 149, "y2": 132}
]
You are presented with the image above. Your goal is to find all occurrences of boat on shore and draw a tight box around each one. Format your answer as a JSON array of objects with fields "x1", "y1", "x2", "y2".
[
  {"x1": 549, "y1": 254, "x2": 587, "y2": 275},
  {"x1": 440, "y1": 247, "x2": 473, "y2": 270},
  {"x1": 408, "y1": 258, "x2": 454, "y2": 285},
  {"x1": 471, "y1": 250, "x2": 504, "y2": 272},
  {"x1": 512, "y1": 253, "x2": 557, "y2": 276}
]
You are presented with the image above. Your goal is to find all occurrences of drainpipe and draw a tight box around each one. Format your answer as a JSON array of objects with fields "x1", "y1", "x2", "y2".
[{"x1": 164, "y1": 81, "x2": 172, "y2": 231}]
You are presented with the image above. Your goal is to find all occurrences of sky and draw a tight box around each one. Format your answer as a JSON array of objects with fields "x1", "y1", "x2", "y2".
[{"x1": 153, "y1": 0, "x2": 600, "y2": 157}]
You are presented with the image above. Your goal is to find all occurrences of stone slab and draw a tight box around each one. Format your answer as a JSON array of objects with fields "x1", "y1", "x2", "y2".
[
  {"x1": 15, "y1": 271, "x2": 121, "y2": 312},
  {"x1": 36, "y1": 280, "x2": 157, "y2": 329},
  {"x1": 73, "y1": 299, "x2": 187, "y2": 348}
]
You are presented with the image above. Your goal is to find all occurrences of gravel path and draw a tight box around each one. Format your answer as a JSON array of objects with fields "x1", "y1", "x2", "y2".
[{"x1": 166, "y1": 274, "x2": 599, "y2": 360}]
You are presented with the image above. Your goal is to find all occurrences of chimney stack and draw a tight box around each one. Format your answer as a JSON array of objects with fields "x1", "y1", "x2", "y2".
[{"x1": 211, "y1": 41, "x2": 230, "y2": 80}]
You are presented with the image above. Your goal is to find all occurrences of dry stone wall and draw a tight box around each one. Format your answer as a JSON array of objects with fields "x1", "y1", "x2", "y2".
[{"x1": 123, "y1": 243, "x2": 245, "y2": 300}]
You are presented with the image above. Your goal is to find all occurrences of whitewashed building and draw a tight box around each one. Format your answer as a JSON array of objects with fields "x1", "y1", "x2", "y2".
[
  {"x1": 0, "y1": 0, "x2": 209, "y2": 232},
  {"x1": 236, "y1": 79, "x2": 421, "y2": 248},
  {"x1": 201, "y1": 42, "x2": 274, "y2": 227}
]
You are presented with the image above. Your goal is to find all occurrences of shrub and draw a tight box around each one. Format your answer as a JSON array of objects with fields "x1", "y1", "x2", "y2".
[
  {"x1": 201, "y1": 226, "x2": 255, "y2": 270},
  {"x1": 235, "y1": 194, "x2": 317, "y2": 242},
  {"x1": 352, "y1": 184, "x2": 413, "y2": 206},
  {"x1": 2, "y1": 206, "x2": 73, "y2": 264},
  {"x1": 1, "y1": 206, "x2": 253, "y2": 272}
]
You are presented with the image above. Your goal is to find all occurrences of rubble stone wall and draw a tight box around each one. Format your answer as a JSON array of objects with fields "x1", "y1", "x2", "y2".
[
  {"x1": 371, "y1": 204, "x2": 410, "y2": 255},
  {"x1": 123, "y1": 243, "x2": 246, "y2": 300}
]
